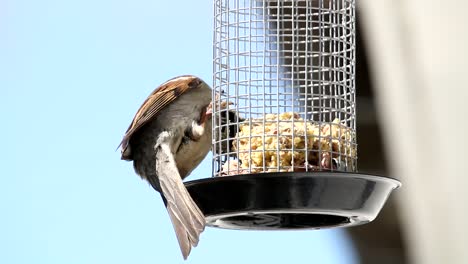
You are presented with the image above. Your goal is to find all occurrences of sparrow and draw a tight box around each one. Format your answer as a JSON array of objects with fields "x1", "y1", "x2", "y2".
[{"x1": 118, "y1": 75, "x2": 212, "y2": 260}]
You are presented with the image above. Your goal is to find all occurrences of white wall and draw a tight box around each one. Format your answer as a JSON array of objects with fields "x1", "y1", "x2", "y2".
[{"x1": 359, "y1": 1, "x2": 468, "y2": 263}]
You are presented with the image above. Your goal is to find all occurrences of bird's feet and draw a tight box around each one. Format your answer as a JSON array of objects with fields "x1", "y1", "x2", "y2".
[{"x1": 188, "y1": 103, "x2": 212, "y2": 141}]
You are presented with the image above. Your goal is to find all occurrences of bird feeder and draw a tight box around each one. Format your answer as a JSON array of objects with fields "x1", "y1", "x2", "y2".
[{"x1": 186, "y1": 0, "x2": 400, "y2": 230}]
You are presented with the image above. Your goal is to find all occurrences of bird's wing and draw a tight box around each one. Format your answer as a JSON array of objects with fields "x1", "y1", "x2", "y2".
[
  {"x1": 119, "y1": 75, "x2": 203, "y2": 160},
  {"x1": 154, "y1": 132, "x2": 206, "y2": 260}
]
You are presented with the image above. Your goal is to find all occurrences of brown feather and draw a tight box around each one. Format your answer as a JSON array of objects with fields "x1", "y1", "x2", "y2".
[{"x1": 119, "y1": 75, "x2": 203, "y2": 160}]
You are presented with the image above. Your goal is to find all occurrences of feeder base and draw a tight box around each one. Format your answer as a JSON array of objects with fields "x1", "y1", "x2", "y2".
[{"x1": 184, "y1": 172, "x2": 401, "y2": 230}]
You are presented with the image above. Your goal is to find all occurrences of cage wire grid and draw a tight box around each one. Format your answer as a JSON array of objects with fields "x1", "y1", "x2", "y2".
[{"x1": 212, "y1": 0, "x2": 357, "y2": 177}]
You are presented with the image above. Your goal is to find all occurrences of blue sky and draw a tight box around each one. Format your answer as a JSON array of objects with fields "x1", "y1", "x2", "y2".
[{"x1": 1, "y1": 0, "x2": 357, "y2": 263}]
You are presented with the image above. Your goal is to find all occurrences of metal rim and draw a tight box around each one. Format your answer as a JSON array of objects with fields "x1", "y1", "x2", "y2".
[{"x1": 186, "y1": 171, "x2": 402, "y2": 187}]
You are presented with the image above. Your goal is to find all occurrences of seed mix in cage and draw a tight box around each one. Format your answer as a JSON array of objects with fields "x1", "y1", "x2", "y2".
[
  {"x1": 219, "y1": 112, "x2": 356, "y2": 176},
  {"x1": 212, "y1": 0, "x2": 357, "y2": 176}
]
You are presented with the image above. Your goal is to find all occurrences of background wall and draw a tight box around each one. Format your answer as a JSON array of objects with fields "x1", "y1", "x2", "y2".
[{"x1": 356, "y1": 1, "x2": 468, "y2": 263}]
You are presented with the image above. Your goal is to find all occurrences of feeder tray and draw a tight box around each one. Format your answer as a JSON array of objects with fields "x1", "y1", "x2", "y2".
[{"x1": 185, "y1": 172, "x2": 401, "y2": 230}]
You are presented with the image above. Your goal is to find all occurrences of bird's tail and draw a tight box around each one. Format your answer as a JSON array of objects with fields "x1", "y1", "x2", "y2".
[
  {"x1": 154, "y1": 135, "x2": 206, "y2": 260},
  {"x1": 161, "y1": 177, "x2": 205, "y2": 260}
]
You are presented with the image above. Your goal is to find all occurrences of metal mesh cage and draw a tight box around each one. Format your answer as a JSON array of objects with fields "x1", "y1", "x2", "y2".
[{"x1": 212, "y1": 0, "x2": 357, "y2": 177}]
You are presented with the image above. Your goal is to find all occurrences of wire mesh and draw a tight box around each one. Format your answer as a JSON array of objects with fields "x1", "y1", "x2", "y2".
[{"x1": 212, "y1": 0, "x2": 357, "y2": 177}]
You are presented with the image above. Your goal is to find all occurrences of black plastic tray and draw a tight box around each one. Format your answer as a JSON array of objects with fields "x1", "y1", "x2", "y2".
[{"x1": 185, "y1": 172, "x2": 401, "y2": 230}]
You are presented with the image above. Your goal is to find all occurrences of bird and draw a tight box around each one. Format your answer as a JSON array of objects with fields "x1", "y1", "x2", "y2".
[{"x1": 118, "y1": 75, "x2": 212, "y2": 260}]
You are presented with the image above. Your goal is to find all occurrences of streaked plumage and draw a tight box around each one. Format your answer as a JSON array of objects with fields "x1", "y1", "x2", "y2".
[{"x1": 119, "y1": 75, "x2": 212, "y2": 259}]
